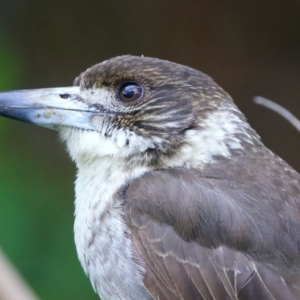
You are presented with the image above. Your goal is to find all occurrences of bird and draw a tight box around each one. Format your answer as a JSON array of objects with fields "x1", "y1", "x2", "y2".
[{"x1": 0, "y1": 55, "x2": 300, "y2": 300}]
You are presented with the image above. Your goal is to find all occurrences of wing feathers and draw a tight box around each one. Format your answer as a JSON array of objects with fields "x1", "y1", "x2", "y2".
[{"x1": 123, "y1": 169, "x2": 300, "y2": 299}]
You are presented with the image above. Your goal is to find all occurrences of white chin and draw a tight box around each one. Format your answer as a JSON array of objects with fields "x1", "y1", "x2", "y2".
[
  {"x1": 59, "y1": 127, "x2": 120, "y2": 162},
  {"x1": 59, "y1": 126, "x2": 155, "y2": 164}
]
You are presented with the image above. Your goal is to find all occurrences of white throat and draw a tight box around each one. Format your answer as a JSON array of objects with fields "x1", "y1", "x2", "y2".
[{"x1": 72, "y1": 152, "x2": 151, "y2": 299}]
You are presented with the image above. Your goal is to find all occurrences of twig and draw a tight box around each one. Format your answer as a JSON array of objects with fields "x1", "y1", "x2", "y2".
[
  {"x1": 254, "y1": 96, "x2": 300, "y2": 131},
  {"x1": 0, "y1": 247, "x2": 40, "y2": 300}
]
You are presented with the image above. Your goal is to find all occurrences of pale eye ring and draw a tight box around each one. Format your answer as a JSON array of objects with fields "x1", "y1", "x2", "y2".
[{"x1": 118, "y1": 81, "x2": 144, "y2": 103}]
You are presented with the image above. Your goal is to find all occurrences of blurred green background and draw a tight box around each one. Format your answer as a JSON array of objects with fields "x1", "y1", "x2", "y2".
[{"x1": 0, "y1": 1, "x2": 299, "y2": 299}]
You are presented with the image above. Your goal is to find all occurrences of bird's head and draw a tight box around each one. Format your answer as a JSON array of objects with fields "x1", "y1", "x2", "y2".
[{"x1": 0, "y1": 55, "x2": 259, "y2": 168}]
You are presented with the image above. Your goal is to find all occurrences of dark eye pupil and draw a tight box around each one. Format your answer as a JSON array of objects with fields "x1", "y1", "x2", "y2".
[
  {"x1": 119, "y1": 82, "x2": 144, "y2": 103},
  {"x1": 122, "y1": 86, "x2": 137, "y2": 98}
]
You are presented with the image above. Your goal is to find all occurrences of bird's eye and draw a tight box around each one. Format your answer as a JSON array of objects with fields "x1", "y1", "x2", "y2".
[{"x1": 118, "y1": 81, "x2": 144, "y2": 103}]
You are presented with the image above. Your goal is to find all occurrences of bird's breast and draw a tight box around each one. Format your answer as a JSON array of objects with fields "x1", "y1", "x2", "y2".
[{"x1": 73, "y1": 157, "x2": 151, "y2": 300}]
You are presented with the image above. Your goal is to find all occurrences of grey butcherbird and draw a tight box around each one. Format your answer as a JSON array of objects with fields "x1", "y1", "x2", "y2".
[{"x1": 0, "y1": 55, "x2": 300, "y2": 300}]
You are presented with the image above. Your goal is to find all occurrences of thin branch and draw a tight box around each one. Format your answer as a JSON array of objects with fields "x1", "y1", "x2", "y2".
[
  {"x1": 254, "y1": 96, "x2": 300, "y2": 132},
  {"x1": 0, "y1": 247, "x2": 40, "y2": 300}
]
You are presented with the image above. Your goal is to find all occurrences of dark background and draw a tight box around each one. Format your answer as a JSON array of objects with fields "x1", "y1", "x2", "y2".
[{"x1": 0, "y1": 1, "x2": 299, "y2": 299}]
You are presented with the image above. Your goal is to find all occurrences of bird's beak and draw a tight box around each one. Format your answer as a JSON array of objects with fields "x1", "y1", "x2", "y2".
[{"x1": 0, "y1": 87, "x2": 99, "y2": 130}]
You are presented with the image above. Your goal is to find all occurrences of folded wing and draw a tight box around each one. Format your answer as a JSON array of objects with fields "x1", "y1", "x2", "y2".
[{"x1": 123, "y1": 169, "x2": 300, "y2": 300}]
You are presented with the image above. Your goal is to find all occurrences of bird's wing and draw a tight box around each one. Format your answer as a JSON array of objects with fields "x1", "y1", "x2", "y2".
[{"x1": 123, "y1": 169, "x2": 300, "y2": 300}]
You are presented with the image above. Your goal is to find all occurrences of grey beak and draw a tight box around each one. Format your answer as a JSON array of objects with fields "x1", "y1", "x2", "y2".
[{"x1": 0, "y1": 86, "x2": 99, "y2": 130}]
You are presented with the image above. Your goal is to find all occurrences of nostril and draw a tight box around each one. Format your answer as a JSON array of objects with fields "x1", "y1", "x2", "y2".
[{"x1": 60, "y1": 93, "x2": 70, "y2": 99}]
